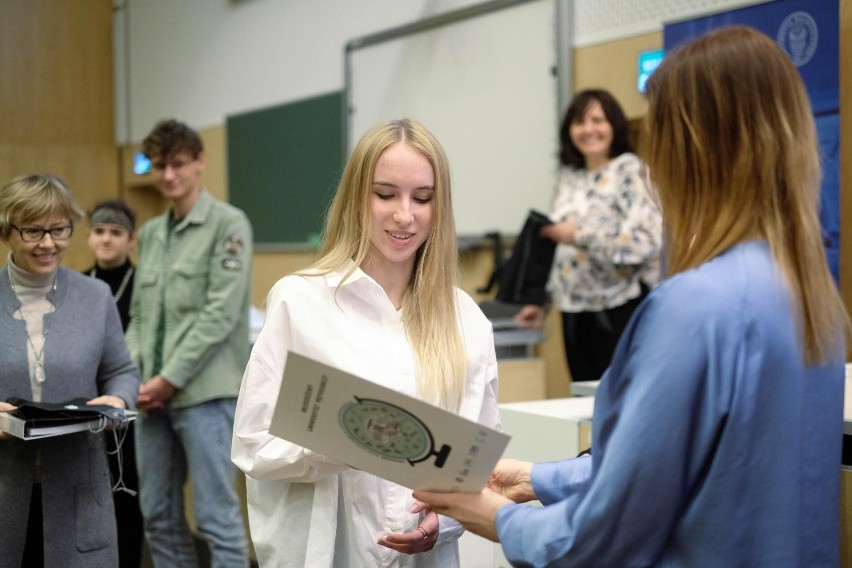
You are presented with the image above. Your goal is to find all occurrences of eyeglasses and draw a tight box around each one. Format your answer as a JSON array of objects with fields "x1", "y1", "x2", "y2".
[
  {"x1": 151, "y1": 158, "x2": 194, "y2": 172},
  {"x1": 11, "y1": 224, "x2": 74, "y2": 243}
]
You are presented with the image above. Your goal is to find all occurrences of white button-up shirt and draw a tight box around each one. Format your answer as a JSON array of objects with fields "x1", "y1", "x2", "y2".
[{"x1": 232, "y1": 267, "x2": 501, "y2": 568}]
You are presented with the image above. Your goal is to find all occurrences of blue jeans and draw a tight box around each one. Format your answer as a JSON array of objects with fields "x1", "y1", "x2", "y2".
[{"x1": 136, "y1": 398, "x2": 249, "y2": 568}]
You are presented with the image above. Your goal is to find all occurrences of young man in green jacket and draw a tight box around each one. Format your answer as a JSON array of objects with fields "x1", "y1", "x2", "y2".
[{"x1": 126, "y1": 119, "x2": 252, "y2": 567}]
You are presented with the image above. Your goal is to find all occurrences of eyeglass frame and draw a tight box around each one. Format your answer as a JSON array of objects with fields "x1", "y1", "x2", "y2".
[
  {"x1": 9, "y1": 223, "x2": 75, "y2": 243},
  {"x1": 150, "y1": 157, "x2": 196, "y2": 172}
]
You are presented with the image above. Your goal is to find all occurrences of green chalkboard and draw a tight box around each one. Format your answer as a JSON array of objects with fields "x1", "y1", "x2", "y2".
[{"x1": 227, "y1": 91, "x2": 344, "y2": 246}]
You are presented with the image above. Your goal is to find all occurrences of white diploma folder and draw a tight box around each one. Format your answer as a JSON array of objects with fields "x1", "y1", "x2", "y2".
[{"x1": 269, "y1": 351, "x2": 510, "y2": 492}]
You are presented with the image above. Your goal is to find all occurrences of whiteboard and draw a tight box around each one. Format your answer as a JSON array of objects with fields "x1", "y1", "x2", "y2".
[{"x1": 346, "y1": 0, "x2": 563, "y2": 238}]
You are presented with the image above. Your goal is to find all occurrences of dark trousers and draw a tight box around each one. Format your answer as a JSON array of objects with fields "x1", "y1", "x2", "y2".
[
  {"x1": 22, "y1": 483, "x2": 43, "y2": 567},
  {"x1": 107, "y1": 424, "x2": 144, "y2": 568},
  {"x1": 561, "y1": 287, "x2": 648, "y2": 383}
]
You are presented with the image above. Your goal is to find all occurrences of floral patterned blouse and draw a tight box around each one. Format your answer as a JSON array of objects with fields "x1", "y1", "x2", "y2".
[{"x1": 547, "y1": 152, "x2": 662, "y2": 312}]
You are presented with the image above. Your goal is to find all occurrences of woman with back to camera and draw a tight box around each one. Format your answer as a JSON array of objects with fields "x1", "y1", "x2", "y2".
[
  {"x1": 416, "y1": 26, "x2": 848, "y2": 566},
  {"x1": 515, "y1": 89, "x2": 662, "y2": 383},
  {"x1": 0, "y1": 174, "x2": 139, "y2": 567},
  {"x1": 232, "y1": 118, "x2": 501, "y2": 567}
]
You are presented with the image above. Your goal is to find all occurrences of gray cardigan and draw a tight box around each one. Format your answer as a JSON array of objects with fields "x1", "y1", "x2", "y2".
[{"x1": 0, "y1": 265, "x2": 140, "y2": 567}]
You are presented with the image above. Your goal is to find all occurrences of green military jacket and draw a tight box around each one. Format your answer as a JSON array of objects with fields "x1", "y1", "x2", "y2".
[{"x1": 126, "y1": 189, "x2": 253, "y2": 408}]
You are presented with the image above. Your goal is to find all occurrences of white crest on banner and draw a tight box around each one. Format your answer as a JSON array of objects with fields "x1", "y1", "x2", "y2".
[{"x1": 776, "y1": 11, "x2": 818, "y2": 67}]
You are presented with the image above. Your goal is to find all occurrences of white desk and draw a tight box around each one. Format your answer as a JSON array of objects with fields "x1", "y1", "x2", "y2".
[
  {"x1": 458, "y1": 397, "x2": 595, "y2": 568},
  {"x1": 499, "y1": 398, "x2": 594, "y2": 461}
]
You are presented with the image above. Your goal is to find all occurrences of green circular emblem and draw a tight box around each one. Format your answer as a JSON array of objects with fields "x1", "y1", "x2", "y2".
[{"x1": 339, "y1": 397, "x2": 450, "y2": 467}]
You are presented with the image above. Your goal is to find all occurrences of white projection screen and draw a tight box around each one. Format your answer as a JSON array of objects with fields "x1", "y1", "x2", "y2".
[{"x1": 345, "y1": 0, "x2": 565, "y2": 238}]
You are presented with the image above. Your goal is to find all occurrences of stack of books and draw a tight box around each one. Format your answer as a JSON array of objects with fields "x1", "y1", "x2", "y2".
[{"x1": 0, "y1": 399, "x2": 136, "y2": 440}]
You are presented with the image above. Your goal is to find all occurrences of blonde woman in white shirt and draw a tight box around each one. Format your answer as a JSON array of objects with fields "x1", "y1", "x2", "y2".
[{"x1": 232, "y1": 119, "x2": 501, "y2": 568}]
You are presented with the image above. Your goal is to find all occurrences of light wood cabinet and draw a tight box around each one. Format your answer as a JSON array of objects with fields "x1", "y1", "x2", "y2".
[{"x1": 497, "y1": 357, "x2": 547, "y2": 403}]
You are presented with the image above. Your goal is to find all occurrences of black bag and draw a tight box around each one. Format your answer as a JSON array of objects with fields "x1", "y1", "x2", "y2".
[{"x1": 495, "y1": 209, "x2": 556, "y2": 306}]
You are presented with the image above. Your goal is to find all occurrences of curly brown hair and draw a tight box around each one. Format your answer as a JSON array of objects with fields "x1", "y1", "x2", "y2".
[{"x1": 142, "y1": 119, "x2": 204, "y2": 160}]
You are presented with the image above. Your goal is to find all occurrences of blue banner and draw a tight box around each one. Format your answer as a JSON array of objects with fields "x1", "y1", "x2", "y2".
[
  {"x1": 664, "y1": 0, "x2": 840, "y2": 281},
  {"x1": 664, "y1": 0, "x2": 838, "y2": 115},
  {"x1": 816, "y1": 113, "x2": 839, "y2": 281}
]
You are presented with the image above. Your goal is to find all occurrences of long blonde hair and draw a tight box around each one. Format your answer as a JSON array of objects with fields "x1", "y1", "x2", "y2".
[
  {"x1": 641, "y1": 26, "x2": 847, "y2": 364},
  {"x1": 305, "y1": 119, "x2": 466, "y2": 410}
]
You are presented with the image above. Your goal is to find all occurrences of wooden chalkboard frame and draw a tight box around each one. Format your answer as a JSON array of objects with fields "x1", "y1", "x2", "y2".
[{"x1": 226, "y1": 91, "x2": 344, "y2": 249}]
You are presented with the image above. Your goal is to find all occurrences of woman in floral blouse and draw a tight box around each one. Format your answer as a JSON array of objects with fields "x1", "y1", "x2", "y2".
[{"x1": 515, "y1": 89, "x2": 662, "y2": 383}]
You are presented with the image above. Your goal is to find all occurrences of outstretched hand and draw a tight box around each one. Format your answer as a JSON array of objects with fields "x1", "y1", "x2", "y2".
[
  {"x1": 489, "y1": 458, "x2": 537, "y2": 503},
  {"x1": 377, "y1": 503, "x2": 439, "y2": 554},
  {"x1": 412, "y1": 488, "x2": 511, "y2": 543}
]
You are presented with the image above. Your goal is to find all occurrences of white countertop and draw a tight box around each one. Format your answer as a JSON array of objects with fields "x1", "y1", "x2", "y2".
[{"x1": 499, "y1": 396, "x2": 595, "y2": 421}]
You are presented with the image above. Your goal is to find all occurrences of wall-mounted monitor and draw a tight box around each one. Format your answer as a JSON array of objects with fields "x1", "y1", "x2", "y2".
[
  {"x1": 637, "y1": 49, "x2": 664, "y2": 93},
  {"x1": 133, "y1": 151, "x2": 151, "y2": 175}
]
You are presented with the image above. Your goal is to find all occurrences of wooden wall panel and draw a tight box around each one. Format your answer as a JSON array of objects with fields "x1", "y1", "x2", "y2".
[
  {"x1": 0, "y1": 0, "x2": 115, "y2": 144},
  {"x1": 573, "y1": 32, "x2": 662, "y2": 119},
  {"x1": 0, "y1": 0, "x2": 118, "y2": 271},
  {"x1": 0, "y1": 143, "x2": 121, "y2": 269},
  {"x1": 840, "y1": 0, "x2": 852, "y2": 328}
]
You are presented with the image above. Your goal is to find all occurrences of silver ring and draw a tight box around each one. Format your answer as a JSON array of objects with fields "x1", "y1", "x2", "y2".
[{"x1": 417, "y1": 526, "x2": 428, "y2": 540}]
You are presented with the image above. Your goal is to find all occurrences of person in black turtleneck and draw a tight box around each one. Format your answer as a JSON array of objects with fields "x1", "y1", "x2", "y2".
[
  {"x1": 84, "y1": 200, "x2": 136, "y2": 331},
  {"x1": 84, "y1": 199, "x2": 144, "y2": 568}
]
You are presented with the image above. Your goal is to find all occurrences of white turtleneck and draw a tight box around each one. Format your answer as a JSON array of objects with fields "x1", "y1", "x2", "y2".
[{"x1": 7, "y1": 253, "x2": 56, "y2": 402}]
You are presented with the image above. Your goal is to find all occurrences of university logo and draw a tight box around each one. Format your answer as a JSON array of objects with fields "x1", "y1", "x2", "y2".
[{"x1": 776, "y1": 11, "x2": 818, "y2": 67}]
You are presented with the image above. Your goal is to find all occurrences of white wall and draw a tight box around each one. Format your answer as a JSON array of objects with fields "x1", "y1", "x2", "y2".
[
  {"x1": 115, "y1": 0, "x2": 767, "y2": 143},
  {"x1": 116, "y1": 0, "x2": 493, "y2": 142},
  {"x1": 573, "y1": 0, "x2": 772, "y2": 46}
]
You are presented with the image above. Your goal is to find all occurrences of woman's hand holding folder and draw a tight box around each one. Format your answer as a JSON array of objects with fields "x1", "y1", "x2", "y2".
[{"x1": 0, "y1": 400, "x2": 17, "y2": 440}]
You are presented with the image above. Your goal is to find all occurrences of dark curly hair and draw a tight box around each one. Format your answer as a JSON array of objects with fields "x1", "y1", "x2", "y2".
[{"x1": 142, "y1": 119, "x2": 204, "y2": 160}]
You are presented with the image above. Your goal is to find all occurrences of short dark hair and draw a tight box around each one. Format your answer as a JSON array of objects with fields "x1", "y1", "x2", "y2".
[
  {"x1": 142, "y1": 119, "x2": 204, "y2": 161},
  {"x1": 559, "y1": 89, "x2": 632, "y2": 168},
  {"x1": 89, "y1": 199, "x2": 136, "y2": 232}
]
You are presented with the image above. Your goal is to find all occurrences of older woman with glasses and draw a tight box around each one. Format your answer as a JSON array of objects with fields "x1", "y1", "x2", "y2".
[{"x1": 0, "y1": 173, "x2": 139, "y2": 567}]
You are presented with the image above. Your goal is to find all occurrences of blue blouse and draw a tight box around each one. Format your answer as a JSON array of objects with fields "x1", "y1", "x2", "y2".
[{"x1": 496, "y1": 240, "x2": 844, "y2": 567}]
